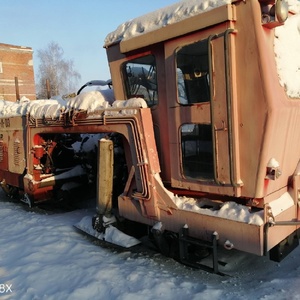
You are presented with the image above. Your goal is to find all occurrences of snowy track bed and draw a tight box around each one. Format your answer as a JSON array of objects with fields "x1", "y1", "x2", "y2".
[{"x1": 0, "y1": 191, "x2": 300, "y2": 300}]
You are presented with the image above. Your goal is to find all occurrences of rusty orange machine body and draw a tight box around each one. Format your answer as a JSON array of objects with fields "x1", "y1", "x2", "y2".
[{"x1": 0, "y1": 0, "x2": 299, "y2": 270}]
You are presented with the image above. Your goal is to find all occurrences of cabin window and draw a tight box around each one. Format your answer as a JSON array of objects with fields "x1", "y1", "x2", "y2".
[
  {"x1": 181, "y1": 123, "x2": 214, "y2": 180},
  {"x1": 123, "y1": 55, "x2": 158, "y2": 107},
  {"x1": 176, "y1": 39, "x2": 210, "y2": 104}
]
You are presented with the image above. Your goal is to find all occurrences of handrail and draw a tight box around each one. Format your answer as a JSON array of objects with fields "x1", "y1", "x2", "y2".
[
  {"x1": 224, "y1": 28, "x2": 242, "y2": 187},
  {"x1": 208, "y1": 33, "x2": 221, "y2": 185},
  {"x1": 208, "y1": 29, "x2": 241, "y2": 187}
]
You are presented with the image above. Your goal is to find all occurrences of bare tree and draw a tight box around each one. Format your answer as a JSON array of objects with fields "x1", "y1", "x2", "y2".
[{"x1": 36, "y1": 41, "x2": 81, "y2": 98}]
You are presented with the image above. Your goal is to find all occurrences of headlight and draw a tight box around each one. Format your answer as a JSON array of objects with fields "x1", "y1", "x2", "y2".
[
  {"x1": 275, "y1": 0, "x2": 288, "y2": 23},
  {"x1": 261, "y1": 0, "x2": 289, "y2": 28}
]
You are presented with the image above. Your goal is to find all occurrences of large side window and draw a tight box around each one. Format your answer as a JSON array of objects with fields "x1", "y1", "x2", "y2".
[
  {"x1": 176, "y1": 39, "x2": 210, "y2": 104},
  {"x1": 123, "y1": 55, "x2": 158, "y2": 107},
  {"x1": 181, "y1": 124, "x2": 213, "y2": 180}
]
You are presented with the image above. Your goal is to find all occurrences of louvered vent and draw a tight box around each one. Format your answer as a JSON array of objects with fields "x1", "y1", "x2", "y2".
[
  {"x1": 0, "y1": 141, "x2": 3, "y2": 163},
  {"x1": 14, "y1": 139, "x2": 20, "y2": 166}
]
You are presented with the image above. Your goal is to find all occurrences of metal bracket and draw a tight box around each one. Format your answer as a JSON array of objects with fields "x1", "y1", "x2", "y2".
[{"x1": 179, "y1": 226, "x2": 224, "y2": 275}]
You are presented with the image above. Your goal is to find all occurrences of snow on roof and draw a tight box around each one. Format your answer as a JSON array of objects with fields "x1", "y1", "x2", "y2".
[
  {"x1": 104, "y1": 0, "x2": 300, "y2": 98},
  {"x1": 0, "y1": 90, "x2": 147, "y2": 119},
  {"x1": 0, "y1": 97, "x2": 66, "y2": 119},
  {"x1": 66, "y1": 91, "x2": 111, "y2": 112},
  {"x1": 1, "y1": 1, "x2": 300, "y2": 119},
  {"x1": 104, "y1": 0, "x2": 232, "y2": 47}
]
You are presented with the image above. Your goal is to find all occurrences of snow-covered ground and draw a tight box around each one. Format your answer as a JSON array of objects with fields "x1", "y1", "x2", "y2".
[
  {"x1": 1, "y1": 1, "x2": 300, "y2": 299},
  {"x1": 0, "y1": 190, "x2": 299, "y2": 300}
]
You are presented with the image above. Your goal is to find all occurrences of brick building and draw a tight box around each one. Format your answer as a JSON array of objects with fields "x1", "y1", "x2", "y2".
[{"x1": 0, "y1": 43, "x2": 36, "y2": 101}]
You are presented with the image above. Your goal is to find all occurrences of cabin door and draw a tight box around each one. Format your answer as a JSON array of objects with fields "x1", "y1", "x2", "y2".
[{"x1": 165, "y1": 29, "x2": 240, "y2": 194}]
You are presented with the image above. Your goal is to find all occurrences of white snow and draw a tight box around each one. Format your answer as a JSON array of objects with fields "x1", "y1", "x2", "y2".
[
  {"x1": 267, "y1": 157, "x2": 280, "y2": 168},
  {"x1": 274, "y1": 1, "x2": 300, "y2": 98},
  {"x1": 0, "y1": 2, "x2": 299, "y2": 118},
  {"x1": 104, "y1": 0, "x2": 300, "y2": 99},
  {"x1": 66, "y1": 90, "x2": 111, "y2": 112},
  {"x1": 0, "y1": 97, "x2": 66, "y2": 119},
  {"x1": 153, "y1": 172, "x2": 264, "y2": 226},
  {"x1": 104, "y1": 0, "x2": 232, "y2": 46},
  {"x1": 171, "y1": 195, "x2": 264, "y2": 226},
  {"x1": 112, "y1": 98, "x2": 147, "y2": 109},
  {"x1": 107, "y1": 97, "x2": 148, "y2": 116},
  {"x1": 74, "y1": 215, "x2": 140, "y2": 248},
  {"x1": 1, "y1": 191, "x2": 300, "y2": 300},
  {"x1": 268, "y1": 192, "x2": 295, "y2": 217},
  {"x1": 0, "y1": 91, "x2": 149, "y2": 119},
  {"x1": 0, "y1": 2, "x2": 300, "y2": 298}
]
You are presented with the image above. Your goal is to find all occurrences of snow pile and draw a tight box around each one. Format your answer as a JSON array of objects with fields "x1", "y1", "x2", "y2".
[
  {"x1": 107, "y1": 97, "x2": 148, "y2": 115},
  {"x1": 286, "y1": 0, "x2": 300, "y2": 13},
  {"x1": 0, "y1": 96, "x2": 66, "y2": 119},
  {"x1": 99, "y1": 88, "x2": 115, "y2": 104},
  {"x1": 172, "y1": 196, "x2": 264, "y2": 225},
  {"x1": 153, "y1": 173, "x2": 263, "y2": 225},
  {"x1": 1, "y1": 194, "x2": 300, "y2": 300},
  {"x1": 66, "y1": 91, "x2": 147, "y2": 114},
  {"x1": 268, "y1": 192, "x2": 294, "y2": 217},
  {"x1": 66, "y1": 90, "x2": 111, "y2": 112},
  {"x1": 112, "y1": 98, "x2": 148, "y2": 109},
  {"x1": 75, "y1": 216, "x2": 140, "y2": 248},
  {"x1": 274, "y1": 0, "x2": 300, "y2": 98},
  {"x1": 104, "y1": 0, "x2": 231, "y2": 46},
  {"x1": 0, "y1": 90, "x2": 148, "y2": 119}
]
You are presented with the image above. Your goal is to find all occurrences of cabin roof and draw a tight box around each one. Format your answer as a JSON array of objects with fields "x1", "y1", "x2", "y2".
[{"x1": 104, "y1": 0, "x2": 231, "y2": 48}]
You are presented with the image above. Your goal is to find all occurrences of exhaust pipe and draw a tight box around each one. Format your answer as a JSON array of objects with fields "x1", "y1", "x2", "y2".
[
  {"x1": 96, "y1": 138, "x2": 114, "y2": 217},
  {"x1": 75, "y1": 138, "x2": 140, "y2": 247}
]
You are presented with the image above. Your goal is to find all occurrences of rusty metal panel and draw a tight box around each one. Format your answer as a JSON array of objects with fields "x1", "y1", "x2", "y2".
[
  {"x1": 266, "y1": 205, "x2": 298, "y2": 251},
  {"x1": 4, "y1": 116, "x2": 27, "y2": 175},
  {"x1": 0, "y1": 136, "x2": 8, "y2": 173},
  {"x1": 118, "y1": 194, "x2": 264, "y2": 255},
  {"x1": 0, "y1": 142, "x2": 3, "y2": 162}
]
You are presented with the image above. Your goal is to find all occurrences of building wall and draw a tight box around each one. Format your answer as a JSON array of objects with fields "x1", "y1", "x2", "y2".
[{"x1": 0, "y1": 43, "x2": 36, "y2": 101}]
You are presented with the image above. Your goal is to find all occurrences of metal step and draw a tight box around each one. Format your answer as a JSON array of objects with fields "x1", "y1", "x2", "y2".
[{"x1": 179, "y1": 225, "x2": 225, "y2": 275}]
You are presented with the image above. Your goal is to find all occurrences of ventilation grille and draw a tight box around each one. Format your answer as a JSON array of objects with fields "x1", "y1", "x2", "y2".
[
  {"x1": 0, "y1": 141, "x2": 3, "y2": 163},
  {"x1": 14, "y1": 140, "x2": 20, "y2": 166}
]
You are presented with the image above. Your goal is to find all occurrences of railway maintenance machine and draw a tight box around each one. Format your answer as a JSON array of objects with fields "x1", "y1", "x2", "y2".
[{"x1": 1, "y1": 0, "x2": 300, "y2": 273}]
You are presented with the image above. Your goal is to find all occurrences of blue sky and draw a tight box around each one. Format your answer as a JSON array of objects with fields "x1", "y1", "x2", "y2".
[{"x1": 2, "y1": 0, "x2": 177, "y2": 87}]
